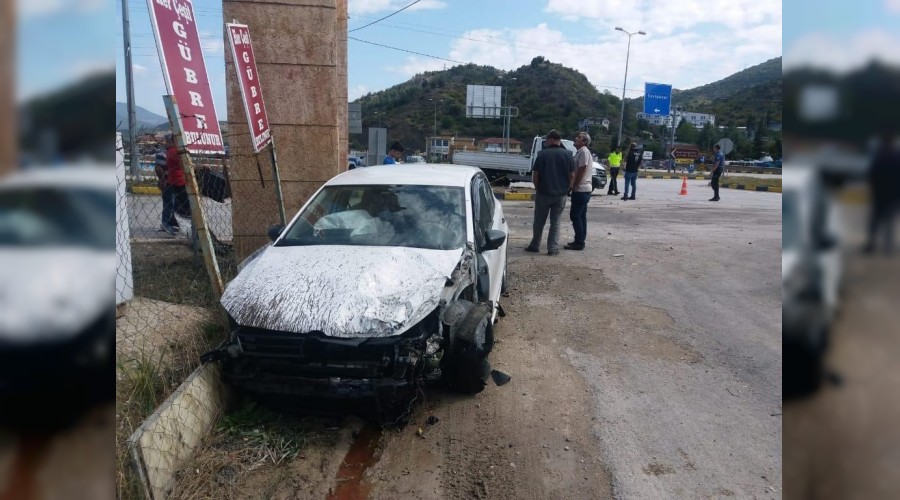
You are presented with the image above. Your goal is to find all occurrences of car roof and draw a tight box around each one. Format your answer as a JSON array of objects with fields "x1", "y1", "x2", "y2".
[
  {"x1": 0, "y1": 165, "x2": 115, "y2": 191},
  {"x1": 327, "y1": 164, "x2": 483, "y2": 187}
]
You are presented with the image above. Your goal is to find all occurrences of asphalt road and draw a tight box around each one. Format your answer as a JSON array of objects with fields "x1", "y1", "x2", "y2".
[{"x1": 500, "y1": 178, "x2": 783, "y2": 498}]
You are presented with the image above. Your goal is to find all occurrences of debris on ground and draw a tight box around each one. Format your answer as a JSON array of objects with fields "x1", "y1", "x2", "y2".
[{"x1": 491, "y1": 369, "x2": 512, "y2": 386}]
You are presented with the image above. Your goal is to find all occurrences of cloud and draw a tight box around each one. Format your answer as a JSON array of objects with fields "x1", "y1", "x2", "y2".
[
  {"x1": 17, "y1": 0, "x2": 106, "y2": 18},
  {"x1": 133, "y1": 63, "x2": 149, "y2": 75},
  {"x1": 350, "y1": 84, "x2": 371, "y2": 100},
  {"x1": 888, "y1": 0, "x2": 900, "y2": 13},
  {"x1": 387, "y1": 56, "x2": 447, "y2": 77},
  {"x1": 349, "y1": 0, "x2": 446, "y2": 16},
  {"x1": 785, "y1": 29, "x2": 900, "y2": 73},
  {"x1": 544, "y1": 0, "x2": 780, "y2": 36},
  {"x1": 199, "y1": 30, "x2": 225, "y2": 58},
  {"x1": 70, "y1": 59, "x2": 115, "y2": 79}
]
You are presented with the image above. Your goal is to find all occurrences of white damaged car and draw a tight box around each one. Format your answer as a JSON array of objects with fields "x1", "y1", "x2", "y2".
[{"x1": 203, "y1": 165, "x2": 509, "y2": 417}]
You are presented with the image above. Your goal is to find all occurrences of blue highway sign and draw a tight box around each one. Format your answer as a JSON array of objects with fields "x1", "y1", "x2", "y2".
[{"x1": 643, "y1": 83, "x2": 672, "y2": 116}]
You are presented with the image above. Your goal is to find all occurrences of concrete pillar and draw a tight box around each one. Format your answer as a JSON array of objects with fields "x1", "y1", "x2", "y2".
[
  {"x1": 223, "y1": 0, "x2": 346, "y2": 260},
  {"x1": 0, "y1": 1, "x2": 15, "y2": 175},
  {"x1": 336, "y1": 0, "x2": 348, "y2": 164}
]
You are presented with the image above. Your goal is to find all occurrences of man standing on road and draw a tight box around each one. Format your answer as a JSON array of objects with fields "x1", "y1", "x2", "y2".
[
  {"x1": 383, "y1": 141, "x2": 404, "y2": 165},
  {"x1": 622, "y1": 143, "x2": 642, "y2": 201},
  {"x1": 710, "y1": 144, "x2": 725, "y2": 201},
  {"x1": 607, "y1": 146, "x2": 622, "y2": 195},
  {"x1": 566, "y1": 132, "x2": 593, "y2": 251},
  {"x1": 526, "y1": 130, "x2": 575, "y2": 256}
]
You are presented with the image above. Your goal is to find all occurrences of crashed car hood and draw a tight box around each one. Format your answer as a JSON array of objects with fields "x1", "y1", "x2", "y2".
[
  {"x1": 221, "y1": 245, "x2": 465, "y2": 337},
  {"x1": 0, "y1": 248, "x2": 114, "y2": 343}
]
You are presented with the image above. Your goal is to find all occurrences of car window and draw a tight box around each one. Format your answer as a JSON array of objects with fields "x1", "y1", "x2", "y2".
[
  {"x1": 278, "y1": 185, "x2": 466, "y2": 250},
  {"x1": 476, "y1": 175, "x2": 494, "y2": 234},
  {"x1": 0, "y1": 187, "x2": 114, "y2": 249}
]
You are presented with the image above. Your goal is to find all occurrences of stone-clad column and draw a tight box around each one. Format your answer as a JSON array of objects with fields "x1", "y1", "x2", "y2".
[
  {"x1": 0, "y1": 0, "x2": 14, "y2": 175},
  {"x1": 336, "y1": 0, "x2": 348, "y2": 164},
  {"x1": 223, "y1": 0, "x2": 346, "y2": 260}
]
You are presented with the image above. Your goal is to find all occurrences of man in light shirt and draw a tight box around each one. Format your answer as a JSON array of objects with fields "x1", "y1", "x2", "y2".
[{"x1": 565, "y1": 132, "x2": 593, "y2": 250}]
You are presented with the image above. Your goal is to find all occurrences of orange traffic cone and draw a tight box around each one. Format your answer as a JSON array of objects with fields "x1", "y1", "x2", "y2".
[{"x1": 679, "y1": 176, "x2": 688, "y2": 196}]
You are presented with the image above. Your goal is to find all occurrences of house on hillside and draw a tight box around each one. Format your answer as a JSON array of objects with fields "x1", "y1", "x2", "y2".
[
  {"x1": 636, "y1": 111, "x2": 715, "y2": 129},
  {"x1": 476, "y1": 137, "x2": 523, "y2": 154}
]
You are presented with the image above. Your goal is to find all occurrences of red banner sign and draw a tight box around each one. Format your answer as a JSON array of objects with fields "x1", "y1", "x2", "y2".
[
  {"x1": 147, "y1": 0, "x2": 224, "y2": 155},
  {"x1": 226, "y1": 23, "x2": 272, "y2": 153}
]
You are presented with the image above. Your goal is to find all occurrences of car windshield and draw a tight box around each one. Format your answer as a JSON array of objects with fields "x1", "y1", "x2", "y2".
[
  {"x1": 0, "y1": 187, "x2": 114, "y2": 249},
  {"x1": 782, "y1": 191, "x2": 798, "y2": 250},
  {"x1": 277, "y1": 184, "x2": 466, "y2": 250}
]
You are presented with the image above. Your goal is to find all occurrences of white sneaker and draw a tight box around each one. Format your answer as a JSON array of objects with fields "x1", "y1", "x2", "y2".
[{"x1": 160, "y1": 224, "x2": 176, "y2": 236}]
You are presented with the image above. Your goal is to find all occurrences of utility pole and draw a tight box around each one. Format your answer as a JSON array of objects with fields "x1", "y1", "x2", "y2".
[
  {"x1": 121, "y1": 0, "x2": 140, "y2": 178},
  {"x1": 614, "y1": 27, "x2": 645, "y2": 148}
]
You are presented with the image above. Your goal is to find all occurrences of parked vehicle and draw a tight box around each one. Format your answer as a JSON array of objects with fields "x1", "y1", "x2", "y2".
[
  {"x1": 782, "y1": 165, "x2": 843, "y2": 397},
  {"x1": 203, "y1": 165, "x2": 509, "y2": 421},
  {"x1": 348, "y1": 155, "x2": 363, "y2": 170},
  {"x1": 405, "y1": 155, "x2": 427, "y2": 164},
  {"x1": 0, "y1": 166, "x2": 115, "y2": 429},
  {"x1": 452, "y1": 134, "x2": 606, "y2": 189}
]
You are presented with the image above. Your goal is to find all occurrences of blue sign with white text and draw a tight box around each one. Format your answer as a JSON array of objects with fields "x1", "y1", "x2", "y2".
[{"x1": 643, "y1": 83, "x2": 672, "y2": 116}]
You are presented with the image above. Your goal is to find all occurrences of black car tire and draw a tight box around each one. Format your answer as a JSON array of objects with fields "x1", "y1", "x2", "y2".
[
  {"x1": 443, "y1": 303, "x2": 492, "y2": 394},
  {"x1": 784, "y1": 325, "x2": 829, "y2": 399}
]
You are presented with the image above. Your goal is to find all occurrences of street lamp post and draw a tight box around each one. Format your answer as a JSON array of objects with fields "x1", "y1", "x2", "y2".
[
  {"x1": 428, "y1": 98, "x2": 442, "y2": 161},
  {"x1": 614, "y1": 27, "x2": 646, "y2": 148}
]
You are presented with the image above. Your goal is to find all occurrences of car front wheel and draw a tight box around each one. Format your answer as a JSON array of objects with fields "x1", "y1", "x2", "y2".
[{"x1": 443, "y1": 303, "x2": 492, "y2": 394}]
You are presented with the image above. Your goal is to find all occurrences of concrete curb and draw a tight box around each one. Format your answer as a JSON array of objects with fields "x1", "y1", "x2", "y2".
[
  {"x1": 127, "y1": 363, "x2": 231, "y2": 499},
  {"x1": 720, "y1": 183, "x2": 782, "y2": 193},
  {"x1": 133, "y1": 186, "x2": 161, "y2": 195}
]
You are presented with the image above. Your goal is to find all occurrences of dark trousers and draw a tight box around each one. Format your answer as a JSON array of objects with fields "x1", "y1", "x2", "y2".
[
  {"x1": 162, "y1": 185, "x2": 189, "y2": 228},
  {"x1": 569, "y1": 192, "x2": 591, "y2": 245},
  {"x1": 867, "y1": 200, "x2": 897, "y2": 253},
  {"x1": 607, "y1": 167, "x2": 620, "y2": 194},
  {"x1": 623, "y1": 172, "x2": 637, "y2": 198},
  {"x1": 711, "y1": 169, "x2": 722, "y2": 199}
]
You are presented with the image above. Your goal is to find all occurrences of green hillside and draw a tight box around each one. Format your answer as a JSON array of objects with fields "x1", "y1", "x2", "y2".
[{"x1": 353, "y1": 56, "x2": 783, "y2": 159}]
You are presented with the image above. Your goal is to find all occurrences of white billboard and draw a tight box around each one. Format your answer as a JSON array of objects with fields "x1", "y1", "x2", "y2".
[{"x1": 466, "y1": 85, "x2": 502, "y2": 119}]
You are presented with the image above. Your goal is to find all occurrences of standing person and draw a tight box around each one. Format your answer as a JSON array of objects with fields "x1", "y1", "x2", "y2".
[
  {"x1": 607, "y1": 146, "x2": 622, "y2": 195},
  {"x1": 159, "y1": 134, "x2": 187, "y2": 235},
  {"x1": 864, "y1": 134, "x2": 900, "y2": 254},
  {"x1": 525, "y1": 130, "x2": 575, "y2": 256},
  {"x1": 622, "y1": 143, "x2": 642, "y2": 201},
  {"x1": 709, "y1": 144, "x2": 725, "y2": 201},
  {"x1": 154, "y1": 140, "x2": 179, "y2": 233},
  {"x1": 383, "y1": 141, "x2": 404, "y2": 164},
  {"x1": 565, "y1": 132, "x2": 593, "y2": 250}
]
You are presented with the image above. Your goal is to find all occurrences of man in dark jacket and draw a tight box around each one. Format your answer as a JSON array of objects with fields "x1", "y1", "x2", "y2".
[
  {"x1": 622, "y1": 143, "x2": 642, "y2": 200},
  {"x1": 525, "y1": 130, "x2": 575, "y2": 255}
]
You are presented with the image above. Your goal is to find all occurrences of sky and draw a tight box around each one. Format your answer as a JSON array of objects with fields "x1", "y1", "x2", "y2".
[
  {"x1": 113, "y1": 0, "x2": 784, "y2": 118},
  {"x1": 783, "y1": 0, "x2": 900, "y2": 72}
]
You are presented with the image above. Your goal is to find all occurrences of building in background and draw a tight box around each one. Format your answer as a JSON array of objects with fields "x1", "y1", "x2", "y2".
[
  {"x1": 477, "y1": 137, "x2": 523, "y2": 154},
  {"x1": 637, "y1": 111, "x2": 715, "y2": 129}
]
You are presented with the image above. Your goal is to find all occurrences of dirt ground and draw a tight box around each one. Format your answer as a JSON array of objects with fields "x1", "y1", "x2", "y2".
[{"x1": 164, "y1": 179, "x2": 782, "y2": 499}]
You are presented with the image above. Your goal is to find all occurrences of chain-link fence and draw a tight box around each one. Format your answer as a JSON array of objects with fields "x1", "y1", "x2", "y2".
[{"x1": 115, "y1": 130, "x2": 284, "y2": 499}]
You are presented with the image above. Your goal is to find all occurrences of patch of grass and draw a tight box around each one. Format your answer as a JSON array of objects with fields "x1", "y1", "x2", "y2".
[
  {"x1": 168, "y1": 399, "x2": 339, "y2": 499},
  {"x1": 131, "y1": 241, "x2": 237, "y2": 309}
]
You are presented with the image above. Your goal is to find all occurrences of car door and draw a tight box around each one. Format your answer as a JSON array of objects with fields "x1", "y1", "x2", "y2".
[{"x1": 471, "y1": 174, "x2": 505, "y2": 302}]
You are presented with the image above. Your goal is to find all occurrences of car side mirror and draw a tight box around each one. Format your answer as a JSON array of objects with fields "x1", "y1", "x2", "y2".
[
  {"x1": 482, "y1": 229, "x2": 507, "y2": 251},
  {"x1": 267, "y1": 223, "x2": 286, "y2": 242}
]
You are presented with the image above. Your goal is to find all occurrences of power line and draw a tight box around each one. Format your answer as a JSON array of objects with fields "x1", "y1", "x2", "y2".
[
  {"x1": 349, "y1": 0, "x2": 422, "y2": 33},
  {"x1": 348, "y1": 36, "x2": 465, "y2": 64}
]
